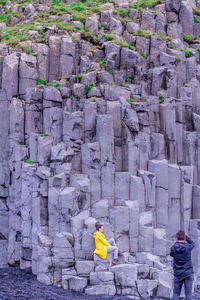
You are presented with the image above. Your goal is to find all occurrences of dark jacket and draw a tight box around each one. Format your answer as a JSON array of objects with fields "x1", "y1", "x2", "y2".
[{"x1": 170, "y1": 236, "x2": 195, "y2": 278}]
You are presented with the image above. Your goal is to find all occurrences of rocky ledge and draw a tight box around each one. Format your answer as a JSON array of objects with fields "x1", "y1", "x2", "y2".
[{"x1": 1, "y1": 0, "x2": 200, "y2": 298}]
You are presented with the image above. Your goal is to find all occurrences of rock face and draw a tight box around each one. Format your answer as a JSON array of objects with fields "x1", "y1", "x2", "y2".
[{"x1": 0, "y1": 0, "x2": 200, "y2": 297}]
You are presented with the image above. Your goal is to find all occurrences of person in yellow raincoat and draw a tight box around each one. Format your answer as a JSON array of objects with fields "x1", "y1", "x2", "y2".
[{"x1": 93, "y1": 222, "x2": 121, "y2": 265}]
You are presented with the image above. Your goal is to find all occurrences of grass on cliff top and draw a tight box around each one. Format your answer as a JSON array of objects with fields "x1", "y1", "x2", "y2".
[
  {"x1": 135, "y1": 0, "x2": 164, "y2": 8},
  {"x1": 0, "y1": 0, "x2": 184, "y2": 48},
  {"x1": 0, "y1": 0, "x2": 114, "y2": 46}
]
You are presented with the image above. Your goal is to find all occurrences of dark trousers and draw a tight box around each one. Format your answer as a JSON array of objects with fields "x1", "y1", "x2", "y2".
[{"x1": 172, "y1": 274, "x2": 194, "y2": 300}]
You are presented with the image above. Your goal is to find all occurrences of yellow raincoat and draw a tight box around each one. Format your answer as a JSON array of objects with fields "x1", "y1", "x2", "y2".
[{"x1": 93, "y1": 231, "x2": 111, "y2": 259}]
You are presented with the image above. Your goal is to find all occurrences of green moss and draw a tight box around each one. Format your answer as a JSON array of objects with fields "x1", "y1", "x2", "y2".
[
  {"x1": 85, "y1": 84, "x2": 94, "y2": 94},
  {"x1": 47, "y1": 83, "x2": 60, "y2": 88},
  {"x1": 115, "y1": 9, "x2": 130, "y2": 18},
  {"x1": 183, "y1": 34, "x2": 197, "y2": 43},
  {"x1": 130, "y1": 3, "x2": 138, "y2": 9},
  {"x1": 25, "y1": 47, "x2": 33, "y2": 54},
  {"x1": 166, "y1": 40, "x2": 174, "y2": 49},
  {"x1": 112, "y1": 40, "x2": 134, "y2": 50},
  {"x1": 159, "y1": 94, "x2": 165, "y2": 104},
  {"x1": 138, "y1": 0, "x2": 164, "y2": 8},
  {"x1": 135, "y1": 28, "x2": 153, "y2": 38},
  {"x1": 179, "y1": 49, "x2": 195, "y2": 57},
  {"x1": 140, "y1": 52, "x2": 147, "y2": 58},
  {"x1": 102, "y1": 34, "x2": 114, "y2": 41},
  {"x1": 194, "y1": 15, "x2": 200, "y2": 23},
  {"x1": 37, "y1": 78, "x2": 46, "y2": 85},
  {"x1": 98, "y1": 58, "x2": 107, "y2": 67},
  {"x1": 26, "y1": 158, "x2": 35, "y2": 164},
  {"x1": 76, "y1": 74, "x2": 83, "y2": 80}
]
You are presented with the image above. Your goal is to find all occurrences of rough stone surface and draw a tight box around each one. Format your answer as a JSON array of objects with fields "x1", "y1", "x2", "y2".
[{"x1": 1, "y1": 0, "x2": 200, "y2": 297}]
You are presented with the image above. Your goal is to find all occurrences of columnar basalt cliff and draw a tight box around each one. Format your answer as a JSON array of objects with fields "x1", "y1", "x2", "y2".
[{"x1": 1, "y1": 0, "x2": 200, "y2": 298}]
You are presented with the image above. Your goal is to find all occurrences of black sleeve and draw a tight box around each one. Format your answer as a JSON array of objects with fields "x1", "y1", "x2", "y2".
[
  {"x1": 170, "y1": 246, "x2": 175, "y2": 257},
  {"x1": 186, "y1": 236, "x2": 195, "y2": 250}
]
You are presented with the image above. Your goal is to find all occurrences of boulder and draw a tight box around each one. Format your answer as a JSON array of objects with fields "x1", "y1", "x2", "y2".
[{"x1": 111, "y1": 264, "x2": 137, "y2": 287}]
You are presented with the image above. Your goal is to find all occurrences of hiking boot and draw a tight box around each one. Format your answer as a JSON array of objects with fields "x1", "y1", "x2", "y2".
[
  {"x1": 112, "y1": 259, "x2": 119, "y2": 265},
  {"x1": 118, "y1": 251, "x2": 123, "y2": 256}
]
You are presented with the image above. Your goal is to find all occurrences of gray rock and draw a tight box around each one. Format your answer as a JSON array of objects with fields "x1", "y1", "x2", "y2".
[
  {"x1": 76, "y1": 260, "x2": 94, "y2": 276},
  {"x1": 136, "y1": 279, "x2": 158, "y2": 298},
  {"x1": 126, "y1": 22, "x2": 140, "y2": 33},
  {"x1": 90, "y1": 271, "x2": 114, "y2": 285},
  {"x1": 2, "y1": 53, "x2": 18, "y2": 99},
  {"x1": 63, "y1": 111, "x2": 84, "y2": 145},
  {"x1": 167, "y1": 22, "x2": 183, "y2": 39},
  {"x1": 101, "y1": 10, "x2": 113, "y2": 27},
  {"x1": 150, "y1": 37, "x2": 166, "y2": 68},
  {"x1": 81, "y1": 142, "x2": 101, "y2": 204},
  {"x1": 73, "y1": 84, "x2": 86, "y2": 98},
  {"x1": 155, "y1": 11, "x2": 166, "y2": 35},
  {"x1": 194, "y1": 23, "x2": 200, "y2": 40},
  {"x1": 51, "y1": 143, "x2": 74, "y2": 163},
  {"x1": 139, "y1": 170, "x2": 156, "y2": 208},
  {"x1": 60, "y1": 37, "x2": 76, "y2": 77},
  {"x1": 179, "y1": 4, "x2": 194, "y2": 35},
  {"x1": 81, "y1": 71, "x2": 96, "y2": 86},
  {"x1": 109, "y1": 206, "x2": 129, "y2": 236},
  {"x1": 141, "y1": 11, "x2": 155, "y2": 32},
  {"x1": 111, "y1": 264, "x2": 137, "y2": 287},
  {"x1": 136, "y1": 37, "x2": 150, "y2": 57},
  {"x1": 10, "y1": 16, "x2": 21, "y2": 26},
  {"x1": 49, "y1": 36, "x2": 61, "y2": 82},
  {"x1": 115, "y1": 172, "x2": 130, "y2": 205},
  {"x1": 110, "y1": 18, "x2": 122, "y2": 35},
  {"x1": 154, "y1": 271, "x2": 173, "y2": 299},
  {"x1": 192, "y1": 185, "x2": 200, "y2": 219},
  {"x1": 85, "y1": 284, "x2": 116, "y2": 296},
  {"x1": 91, "y1": 199, "x2": 108, "y2": 219},
  {"x1": 37, "y1": 135, "x2": 53, "y2": 165},
  {"x1": 19, "y1": 53, "x2": 38, "y2": 98},
  {"x1": 69, "y1": 276, "x2": 88, "y2": 292},
  {"x1": 86, "y1": 17, "x2": 98, "y2": 35},
  {"x1": 166, "y1": 0, "x2": 181, "y2": 12},
  {"x1": 24, "y1": 3, "x2": 35, "y2": 16},
  {"x1": 120, "y1": 48, "x2": 138, "y2": 72},
  {"x1": 44, "y1": 86, "x2": 62, "y2": 102},
  {"x1": 32, "y1": 43, "x2": 49, "y2": 82},
  {"x1": 99, "y1": 71, "x2": 114, "y2": 85},
  {"x1": 70, "y1": 173, "x2": 90, "y2": 210}
]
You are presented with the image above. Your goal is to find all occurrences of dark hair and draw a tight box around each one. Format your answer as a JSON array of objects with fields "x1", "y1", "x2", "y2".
[
  {"x1": 95, "y1": 222, "x2": 103, "y2": 231},
  {"x1": 176, "y1": 230, "x2": 186, "y2": 241}
]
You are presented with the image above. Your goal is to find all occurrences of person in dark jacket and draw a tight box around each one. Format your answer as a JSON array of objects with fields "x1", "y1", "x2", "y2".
[{"x1": 170, "y1": 230, "x2": 195, "y2": 300}]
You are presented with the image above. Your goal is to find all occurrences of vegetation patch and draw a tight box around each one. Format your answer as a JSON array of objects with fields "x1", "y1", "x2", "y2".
[
  {"x1": 183, "y1": 34, "x2": 197, "y2": 44},
  {"x1": 85, "y1": 84, "x2": 94, "y2": 94},
  {"x1": 137, "y1": 0, "x2": 164, "y2": 8},
  {"x1": 179, "y1": 49, "x2": 195, "y2": 57},
  {"x1": 26, "y1": 158, "x2": 35, "y2": 164},
  {"x1": 194, "y1": 15, "x2": 200, "y2": 23},
  {"x1": 159, "y1": 94, "x2": 165, "y2": 104}
]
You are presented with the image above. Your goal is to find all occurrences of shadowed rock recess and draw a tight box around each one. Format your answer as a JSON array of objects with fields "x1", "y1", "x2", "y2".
[{"x1": 1, "y1": 0, "x2": 200, "y2": 298}]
